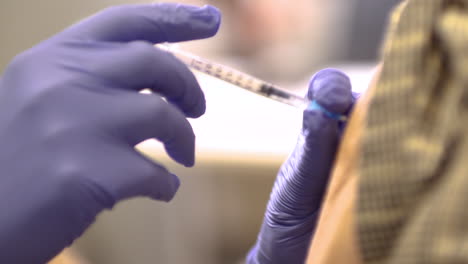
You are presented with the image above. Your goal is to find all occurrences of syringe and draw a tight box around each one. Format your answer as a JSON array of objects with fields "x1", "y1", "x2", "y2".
[
  {"x1": 156, "y1": 44, "x2": 310, "y2": 110},
  {"x1": 156, "y1": 44, "x2": 347, "y2": 121}
]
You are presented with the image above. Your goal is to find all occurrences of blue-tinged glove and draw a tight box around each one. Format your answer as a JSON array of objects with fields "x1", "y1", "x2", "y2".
[
  {"x1": 0, "y1": 4, "x2": 220, "y2": 264},
  {"x1": 247, "y1": 69, "x2": 355, "y2": 264}
]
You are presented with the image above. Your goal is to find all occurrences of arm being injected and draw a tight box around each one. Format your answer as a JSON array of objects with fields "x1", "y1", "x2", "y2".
[{"x1": 156, "y1": 44, "x2": 347, "y2": 122}]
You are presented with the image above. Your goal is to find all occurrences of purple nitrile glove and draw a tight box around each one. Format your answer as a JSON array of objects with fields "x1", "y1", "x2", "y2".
[
  {"x1": 0, "y1": 4, "x2": 220, "y2": 264},
  {"x1": 247, "y1": 68, "x2": 355, "y2": 264}
]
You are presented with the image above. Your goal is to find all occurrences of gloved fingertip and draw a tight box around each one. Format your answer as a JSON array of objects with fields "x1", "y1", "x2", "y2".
[
  {"x1": 180, "y1": 148, "x2": 195, "y2": 167},
  {"x1": 161, "y1": 114, "x2": 196, "y2": 167},
  {"x1": 308, "y1": 68, "x2": 348, "y2": 100},
  {"x1": 176, "y1": 3, "x2": 222, "y2": 38},
  {"x1": 182, "y1": 145, "x2": 196, "y2": 167},
  {"x1": 181, "y1": 92, "x2": 206, "y2": 118},
  {"x1": 184, "y1": 158, "x2": 195, "y2": 168},
  {"x1": 202, "y1": 5, "x2": 222, "y2": 34},
  {"x1": 307, "y1": 68, "x2": 353, "y2": 114},
  {"x1": 134, "y1": 3, "x2": 223, "y2": 43},
  {"x1": 167, "y1": 148, "x2": 195, "y2": 168},
  {"x1": 162, "y1": 173, "x2": 181, "y2": 202}
]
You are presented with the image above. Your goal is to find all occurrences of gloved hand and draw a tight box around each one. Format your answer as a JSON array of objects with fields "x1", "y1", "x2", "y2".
[
  {"x1": 247, "y1": 69, "x2": 356, "y2": 264},
  {"x1": 0, "y1": 4, "x2": 220, "y2": 264}
]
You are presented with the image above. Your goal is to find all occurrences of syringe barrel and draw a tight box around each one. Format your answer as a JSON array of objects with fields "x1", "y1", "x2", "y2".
[{"x1": 156, "y1": 44, "x2": 310, "y2": 109}]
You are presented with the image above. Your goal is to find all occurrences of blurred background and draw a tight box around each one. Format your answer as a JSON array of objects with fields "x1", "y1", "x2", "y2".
[{"x1": 0, "y1": 0, "x2": 399, "y2": 263}]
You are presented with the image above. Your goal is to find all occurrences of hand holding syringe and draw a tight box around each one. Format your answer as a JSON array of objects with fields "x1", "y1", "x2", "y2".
[{"x1": 156, "y1": 44, "x2": 347, "y2": 121}]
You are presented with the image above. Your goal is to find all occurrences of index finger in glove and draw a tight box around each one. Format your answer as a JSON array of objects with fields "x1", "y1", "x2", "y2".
[
  {"x1": 269, "y1": 69, "x2": 354, "y2": 218},
  {"x1": 249, "y1": 69, "x2": 354, "y2": 264},
  {"x1": 60, "y1": 4, "x2": 221, "y2": 43}
]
